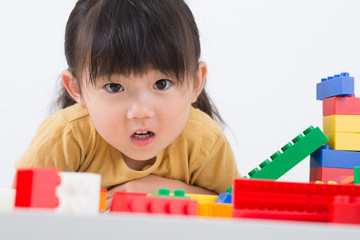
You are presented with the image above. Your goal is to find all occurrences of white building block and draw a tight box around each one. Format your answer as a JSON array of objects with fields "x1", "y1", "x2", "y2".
[
  {"x1": 0, "y1": 189, "x2": 15, "y2": 211},
  {"x1": 56, "y1": 172, "x2": 101, "y2": 215}
]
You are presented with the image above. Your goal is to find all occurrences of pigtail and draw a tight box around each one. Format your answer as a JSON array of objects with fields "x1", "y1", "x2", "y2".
[
  {"x1": 56, "y1": 85, "x2": 77, "y2": 109},
  {"x1": 192, "y1": 89, "x2": 225, "y2": 127}
]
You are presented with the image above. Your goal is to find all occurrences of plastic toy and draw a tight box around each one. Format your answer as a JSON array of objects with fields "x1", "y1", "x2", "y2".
[
  {"x1": 215, "y1": 193, "x2": 232, "y2": 204},
  {"x1": 185, "y1": 194, "x2": 218, "y2": 203},
  {"x1": 110, "y1": 191, "x2": 198, "y2": 216},
  {"x1": 355, "y1": 166, "x2": 360, "y2": 184},
  {"x1": 329, "y1": 176, "x2": 354, "y2": 185},
  {"x1": 247, "y1": 126, "x2": 328, "y2": 179},
  {"x1": 55, "y1": 172, "x2": 101, "y2": 215},
  {"x1": 99, "y1": 188, "x2": 107, "y2": 211},
  {"x1": 15, "y1": 168, "x2": 61, "y2": 209},
  {"x1": 330, "y1": 196, "x2": 360, "y2": 224},
  {"x1": 323, "y1": 95, "x2": 360, "y2": 116},
  {"x1": 310, "y1": 145, "x2": 360, "y2": 169},
  {"x1": 149, "y1": 188, "x2": 189, "y2": 198},
  {"x1": 323, "y1": 115, "x2": 360, "y2": 133},
  {"x1": 0, "y1": 189, "x2": 15, "y2": 211},
  {"x1": 198, "y1": 202, "x2": 232, "y2": 218},
  {"x1": 310, "y1": 167, "x2": 353, "y2": 182},
  {"x1": 233, "y1": 178, "x2": 360, "y2": 222},
  {"x1": 325, "y1": 132, "x2": 360, "y2": 151},
  {"x1": 316, "y1": 72, "x2": 354, "y2": 100}
]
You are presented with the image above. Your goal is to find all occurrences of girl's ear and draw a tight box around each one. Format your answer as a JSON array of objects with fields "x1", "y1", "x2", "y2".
[
  {"x1": 192, "y1": 62, "x2": 207, "y2": 103},
  {"x1": 61, "y1": 70, "x2": 86, "y2": 107}
]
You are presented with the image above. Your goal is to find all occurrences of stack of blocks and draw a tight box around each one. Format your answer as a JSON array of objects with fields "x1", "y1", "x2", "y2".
[
  {"x1": 14, "y1": 168, "x2": 102, "y2": 214},
  {"x1": 311, "y1": 72, "x2": 360, "y2": 183}
]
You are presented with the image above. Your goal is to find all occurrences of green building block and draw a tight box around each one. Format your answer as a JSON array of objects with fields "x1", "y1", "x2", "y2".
[
  {"x1": 354, "y1": 166, "x2": 360, "y2": 184},
  {"x1": 248, "y1": 126, "x2": 328, "y2": 180},
  {"x1": 226, "y1": 186, "x2": 232, "y2": 194},
  {"x1": 149, "y1": 188, "x2": 189, "y2": 198}
]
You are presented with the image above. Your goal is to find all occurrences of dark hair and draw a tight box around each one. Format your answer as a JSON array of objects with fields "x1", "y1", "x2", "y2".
[{"x1": 57, "y1": 0, "x2": 224, "y2": 124}]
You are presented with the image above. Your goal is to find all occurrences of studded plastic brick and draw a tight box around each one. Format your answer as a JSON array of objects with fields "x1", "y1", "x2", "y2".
[
  {"x1": 316, "y1": 72, "x2": 354, "y2": 100},
  {"x1": 247, "y1": 126, "x2": 328, "y2": 180}
]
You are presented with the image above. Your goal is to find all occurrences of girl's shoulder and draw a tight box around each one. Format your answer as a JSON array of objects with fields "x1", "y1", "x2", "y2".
[
  {"x1": 59, "y1": 104, "x2": 90, "y2": 123},
  {"x1": 40, "y1": 104, "x2": 93, "y2": 134}
]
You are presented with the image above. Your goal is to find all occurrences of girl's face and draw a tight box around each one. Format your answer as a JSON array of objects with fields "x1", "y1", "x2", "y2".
[{"x1": 64, "y1": 65, "x2": 206, "y2": 162}]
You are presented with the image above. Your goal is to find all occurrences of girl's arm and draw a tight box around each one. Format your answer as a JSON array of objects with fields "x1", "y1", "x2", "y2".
[{"x1": 106, "y1": 174, "x2": 217, "y2": 209}]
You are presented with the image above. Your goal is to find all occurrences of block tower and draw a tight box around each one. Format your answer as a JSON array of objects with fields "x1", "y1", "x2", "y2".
[{"x1": 310, "y1": 72, "x2": 360, "y2": 182}]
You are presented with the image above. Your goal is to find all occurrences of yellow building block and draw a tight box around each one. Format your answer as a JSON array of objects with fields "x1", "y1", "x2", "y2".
[
  {"x1": 323, "y1": 115, "x2": 360, "y2": 133},
  {"x1": 326, "y1": 132, "x2": 360, "y2": 151},
  {"x1": 185, "y1": 194, "x2": 218, "y2": 203},
  {"x1": 198, "y1": 202, "x2": 232, "y2": 218}
]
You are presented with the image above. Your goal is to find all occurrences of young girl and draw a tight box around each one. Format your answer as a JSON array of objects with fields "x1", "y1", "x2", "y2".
[{"x1": 15, "y1": 0, "x2": 240, "y2": 201}]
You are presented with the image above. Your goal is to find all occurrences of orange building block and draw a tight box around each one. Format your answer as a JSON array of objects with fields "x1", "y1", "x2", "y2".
[
  {"x1": 99, "y1": 188, "x2": 107, "y2": 211},
  {"x1": 330, "y1": 176, "x2": 354, "y2": 185},
  {"x1": 198, "y1": 202, "x2": 232, "y2": 218}
]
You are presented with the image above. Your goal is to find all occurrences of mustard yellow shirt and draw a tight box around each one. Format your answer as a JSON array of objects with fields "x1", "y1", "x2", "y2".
[{"x1": 15, "y1": 104, "x2": 240, "y2": 193}]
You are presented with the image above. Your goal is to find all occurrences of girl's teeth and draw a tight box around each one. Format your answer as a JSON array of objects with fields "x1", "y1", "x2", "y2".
[{"x1": 136, "y1": 131, "x2": 148, "y2": 135}]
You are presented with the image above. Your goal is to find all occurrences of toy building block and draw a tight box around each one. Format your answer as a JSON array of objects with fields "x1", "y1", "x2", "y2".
[
  {"x1": 247, "y1": 126, "x2": 328, "y2": 180},
  {"x1": 110, "y1": 191, "x2": 198, "y2": 216},
  {"x1": 198, "y1": 202, "x2": 232, "y2": 218},
  {"x1": 149, "y1": 188, "x2": 189, "y2": 198},
  {"x1": 323, "y1": 95, "x2": 360, "y2": 116},
  {"x1": 323, "y1": 115, "x2": 360, "y2": 133},
  {"x1": 325, "y1": 132, "x2": 360, "y2": 151},
  {"x1": 329, "y1": 176, "x2": 354, "y2": 185},
  {"x1": 215, "y1": 193, "x2": 232, "y2": 204},
  {"x1": 99, "y1": 188, "x2": 107, "y2": 212},
  {"x1": 233, "y1": 178, "x2": 360, "y2": 222},
  {"x1": 310, "y1": 167, "x2": 353, "y2": 182},
  {"x1": 355, "y1": 166, "x2": 360, "y2": 184},
  {"x1": 15, "y1": 168, "x2": 61, "y2": 209},
  {"x1": 55, "y1": 172, "x2": 101, "y2": 215},
  {"x1": 185, "y1": 194, "x2": 218, "y2": 203},
  {"x1": 226, "y1": 186, "x2": 232, "y2": 194},
  {"x1": 110, "y1": 192, "x2": 147, "y2": 212},
  {"x1": 310, "y1": 145, "x2": 360, "y2": 169},
  {"x1": 316, "y1": 72, "x2": 354, "y2": 100},
  {"x1": 330, "y1": 196, "x2": 360, "y2": 224},
  {"x1": 0, "y1": 189, "x2": 15, "y2": 212}
]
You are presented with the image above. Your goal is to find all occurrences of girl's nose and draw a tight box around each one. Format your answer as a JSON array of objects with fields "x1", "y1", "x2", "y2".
[{"x1": 126, "y1": 95, "x2": 155, "y2": 120}]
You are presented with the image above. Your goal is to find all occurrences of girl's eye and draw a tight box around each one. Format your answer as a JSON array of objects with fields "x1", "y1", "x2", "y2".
[
  {"x1": 104, "y1": 83, "x2": 124, "y2": 93},
  {"x1": 153, "y1": 79, "x2": 172, "y2": 90}
]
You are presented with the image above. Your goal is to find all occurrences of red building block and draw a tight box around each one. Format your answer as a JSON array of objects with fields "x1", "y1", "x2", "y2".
[
  {"x1": 323, "y1": 95, "x2": 360, "y2": 116},
  {"x1": 110, "y1": 192, "x2": 147, "y2": 212},
  {"x1": 110, "y1": 191, "x2": 198, "y2": 216},
  {"x1": 15, "y1": 168, "x2": 61, "y2": 209},
  {"x1": 233, "y1": 179, "x2": 360, "y2": 222},
  {"x1": 330, "y1": 196, "x2": 360, "y2": 224},
  {"x1": 310, "y1": 167, "x2": 353, "y2": 182}
]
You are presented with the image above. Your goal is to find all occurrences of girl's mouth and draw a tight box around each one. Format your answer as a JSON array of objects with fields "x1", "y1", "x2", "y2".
[
  {"x1": 131, "y1": 131, "x2": 155, "y2": 147},
  {"x1": 132, "y1": 131, "x2": 155, "y2": 139}
]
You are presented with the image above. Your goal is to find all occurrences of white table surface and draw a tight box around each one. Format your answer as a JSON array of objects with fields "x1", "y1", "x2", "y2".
[{"x1": 1, "y1": 210, "x2": 360, "y2": 240}]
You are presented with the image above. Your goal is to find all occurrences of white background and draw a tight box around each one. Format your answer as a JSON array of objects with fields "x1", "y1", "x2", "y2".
[{"x1": 1, "y1": 0, "x2": 360, "y2": 188}]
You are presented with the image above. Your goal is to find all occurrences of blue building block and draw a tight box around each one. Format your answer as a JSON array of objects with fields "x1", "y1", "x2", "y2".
[
  {"x1": 316, "y1": 72, "x2": 354, "y2": 100},
  {"x1": 310, "y1": 145, "x2": 360, "y2": 169},
  {"x1": 215, "y1": 193, "x2": 232, "y2": 204}
]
